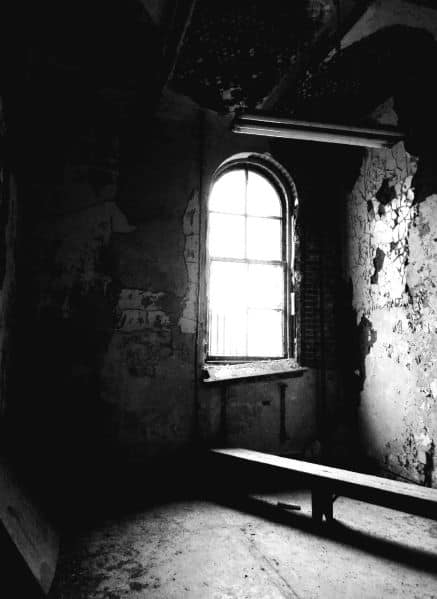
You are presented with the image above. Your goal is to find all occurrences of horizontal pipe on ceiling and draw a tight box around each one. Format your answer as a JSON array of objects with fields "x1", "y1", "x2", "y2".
[{"x1": 232, "y1": 114, "x2": 404, "y2": 148}]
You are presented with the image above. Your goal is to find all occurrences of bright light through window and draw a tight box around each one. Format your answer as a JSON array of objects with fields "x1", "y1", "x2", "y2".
[{"x1": 207, "y1": 165, "x2": 288, "y2": 359}]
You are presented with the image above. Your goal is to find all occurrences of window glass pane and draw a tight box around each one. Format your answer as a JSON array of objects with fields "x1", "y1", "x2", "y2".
[
  {"x1": 208, "y1": 213, "x2": 245, "y2": 259},
  {"x1": 248, "y1": 264, "x2": 284, "y2": 309},
  {"x1": 209, "y1": 169, "x2": 246, "y2": 214},
  {"x1": 208, "y1": 309, "x2": 247, "y2": 357},
  {"x1": 209, "y1": 261, "x2": 248, "y2": 356},
  {"x1": 207, "y1": 162, "x2": 290, "y2": 358},
  {"x1": 247, "y1": 171, "x2": 282, "y2": 217},
  {"x1": 247, "y1": 309, "x2": 283, "y2": 357},
  {"x1": 247, "y1": 217, "x2": 282, "y2": 261},
  {"x1": 209, "y1": 261, "x2": 247, "y2": 310}
]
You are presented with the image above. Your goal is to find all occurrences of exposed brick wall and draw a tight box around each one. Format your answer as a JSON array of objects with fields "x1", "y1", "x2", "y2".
[
  {"x1": 273, "y1": 140, "x2": 351, "y2": 373},
  {"x1": 299, "y1": 217, "x2": 340, "y2": 369},
  {"x1": 300, "y1": 228, "x2": 322, "y2": 367}
]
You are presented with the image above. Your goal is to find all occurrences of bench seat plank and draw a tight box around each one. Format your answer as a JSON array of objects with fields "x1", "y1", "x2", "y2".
[{"x1": 211, "y1": 448, "x2": 437, "y2": 520}]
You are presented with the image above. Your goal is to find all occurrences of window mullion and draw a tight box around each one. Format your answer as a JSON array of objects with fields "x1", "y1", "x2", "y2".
[
  {"x1": 244, "y1": 168, "x2": 248, "y2": 260},
  {"x1": 244, "y1": 168, "x2": 249, "y2": 356},
  {"x1": 210, "y1": 257, "x2": 283, "y2": 266}
]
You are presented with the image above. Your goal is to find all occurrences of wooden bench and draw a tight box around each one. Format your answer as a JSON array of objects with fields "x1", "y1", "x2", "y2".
[{"x1": 211, "y1": 448, "x2": 437, "y2": 523}]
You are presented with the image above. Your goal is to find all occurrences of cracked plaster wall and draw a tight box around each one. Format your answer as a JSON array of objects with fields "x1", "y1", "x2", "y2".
[
  {"x1": 10, "y1": 85, "x2": 318, "y2": 467},
  {"x1": 346, "y1": 100, "x2": 437, "y2": 486},
  {"x1": 172, "y1": 95, "x2": 318, "y2": 457},
  {"x1": 106, "y1": 89, "x2": 317, "y2": 459}
]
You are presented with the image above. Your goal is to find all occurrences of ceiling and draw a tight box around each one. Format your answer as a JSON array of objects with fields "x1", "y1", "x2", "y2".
[
  {"x1": 6, "y1": 0, "x2": 437, "y2": 147},
  {"x1": 163, "y1": 0, "x2": 437, "y2": 125},
  {"x1": 169, "y1": 0, "x2": 371, "y2": 114}
]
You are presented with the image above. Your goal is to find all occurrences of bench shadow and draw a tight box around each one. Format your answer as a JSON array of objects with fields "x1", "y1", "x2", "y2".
[{"x1": 211, "y1": 491, "x2": 437, "y2": 575}]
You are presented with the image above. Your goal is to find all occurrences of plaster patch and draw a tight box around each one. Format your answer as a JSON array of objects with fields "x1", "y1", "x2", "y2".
[
  {"x1": 37, "y1": 200, "x2": 135, "y2": 321},
  {"x1": 118, "y1": 289, "x2": 166, "y2": 312},
  {"x1": 347, "y1": 119, "x2": 437, "y2": 484},
  {"x1": 349, "y1": 141, "x2": 416, "y2": 320},
  {"x1": 179, "y1": 191, "x2": 200, "y2": 334},
  {"x1": 116, "y1": 289, "x2": 171, "y2": 333}
]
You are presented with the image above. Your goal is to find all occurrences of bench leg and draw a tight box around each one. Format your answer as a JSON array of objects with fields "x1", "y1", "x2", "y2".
[{"x1": 311, "y1": 486, "x2": 334, "y2": 523}]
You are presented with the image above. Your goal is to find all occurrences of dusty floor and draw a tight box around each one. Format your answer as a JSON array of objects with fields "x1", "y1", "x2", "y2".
[{"x1": 49, "y1": 489, "x2": 437, "y2": 599}]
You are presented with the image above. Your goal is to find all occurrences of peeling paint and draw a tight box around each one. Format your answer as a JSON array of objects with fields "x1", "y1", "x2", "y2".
[
  {"x1": 347, "y1": 101, "x2": 437, "y2": 485},
  {"x1": 179, "y1": 190, "x2": 199, "y2": 334},
  {"x1": 33, "y1": 198, "x2": 137, "y2": 325},
  {"x1": 348, "y1": 141, "x2": 416, "y2": 323},
  {"x1": 116, "y1": 289, "x2": 171, "y2": 333}
]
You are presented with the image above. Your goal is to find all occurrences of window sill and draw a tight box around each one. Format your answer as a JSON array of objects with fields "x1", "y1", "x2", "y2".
[{"x1": 201, "y1": 358, "x2": 307, "y2": 385}]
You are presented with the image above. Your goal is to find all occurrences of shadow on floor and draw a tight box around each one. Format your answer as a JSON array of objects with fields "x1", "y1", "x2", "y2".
[{"x1": 212, "y1": 492, "x2": 437, "y2": 575}]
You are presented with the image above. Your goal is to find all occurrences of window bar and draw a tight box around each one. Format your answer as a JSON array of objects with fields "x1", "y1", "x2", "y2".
[
  {"x1": 209, "y1": 310, "x2": 213, "y2": 356},
  {"x1": 216, "y1": 312, "x2": 220, "y2": 356},
  {"x1": 222, "y1": 313, "x2": 226, "y2": 356}
]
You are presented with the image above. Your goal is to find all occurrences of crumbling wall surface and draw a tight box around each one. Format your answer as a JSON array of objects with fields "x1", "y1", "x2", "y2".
[
  {"x1": 8, "y1": 78, "x2": 318, "y2": 468},
  {"x1": 99, "y1": 92, "x2": 202, "y2": 458},
  {"x1": 347, "y1": 105, "x2": 437, "y2": 486},
  {"x1": 14, "y1": 125, "x2": 135, "y2": 475},
  {"x1": 23, "y1": 90, "x2": 203, "y2": 462},
  {"x1": 5, "y1": 0, "x2": 170, "y2": 474}
]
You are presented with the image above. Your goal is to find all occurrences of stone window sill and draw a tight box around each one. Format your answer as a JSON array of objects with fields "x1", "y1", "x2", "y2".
[{"x1": 201, "y1": 358, "x2": 307, "y2": 385}]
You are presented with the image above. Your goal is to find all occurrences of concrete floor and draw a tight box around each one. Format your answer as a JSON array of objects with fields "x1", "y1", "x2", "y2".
[{"x1": 49, "y1": 490, "x2": 437, "y2": 599}]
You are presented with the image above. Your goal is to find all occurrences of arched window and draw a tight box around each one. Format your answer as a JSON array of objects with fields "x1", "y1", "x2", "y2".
[{"x1": 206, "y1": 154, "x2": 296, "y2": 360}]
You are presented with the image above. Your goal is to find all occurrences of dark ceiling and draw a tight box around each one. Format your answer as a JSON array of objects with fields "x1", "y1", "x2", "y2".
[
  {"x1": 167, "y1": 0, "x2": 437, "y2": 126},
  {"x1": 170, "y1": 0, "x2": 371, "y2": 114},
  {"x1": 4, "y1": 0, "x2": 437, "y2": 161}
]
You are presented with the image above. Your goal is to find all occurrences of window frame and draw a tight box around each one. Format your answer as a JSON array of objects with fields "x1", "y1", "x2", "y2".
[{"x1": 204, "y1": 154, "x2": 296, "y2": 363}]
